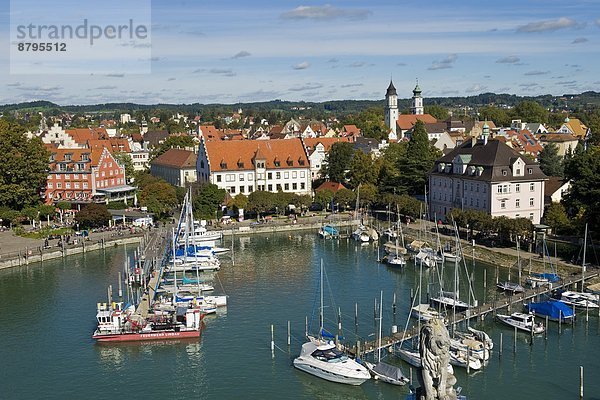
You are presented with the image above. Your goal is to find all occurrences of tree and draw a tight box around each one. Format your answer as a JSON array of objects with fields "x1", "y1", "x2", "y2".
[
  {"x1": 139, "y1": 180, "x2": 178, "y2": 218},
  {"x1": 314, "y1": 189, "x2": 334, "y2": 210},
  {"x1": 322, "y1": 142, "x2": 354, "y2": 184},
  {"x1": 228, "y1": 193, "x2": 248, "y2": 213},
  {"x1": 478, "y1": 106, "x2": 510, "y2": 127},
  {"x1": 564, "y1": 145, "x2": 600, "y2": 232},
  {"x1": 247, "y1": 191, "x2": 274, "y2": 218},
  {"x1": 113, "y1": 152, "x2": 135, "y2": 180},
  {"x1": 0, "y1": 120, "x2": 49, "y2": 210},
  {"x1": 345, "y1": 107, "x2": 387, "y2": 140},
  {"x1": 75, "y1": 203, "x2": 112, "y2": 228},
  {"x1": 348, "y1": 150, "x2": 377, "y2": 187},
  {"x1": 512, "y1": 101, "x2": 548, "y2": 124},
  {"x1": 377, "y1": 142, "x2": 408, "y2": 194},
  {"x1": 425, "y1": 105, "x2": 449, "y2": 121},
  {"x1": 399, "y1": 120, "x2": 440, "y2": 194},
  {"x1": 543, "y1": 202, "x2": 571, "y2": 234},
  {"x1": 358, "y1": 183, "x2": 378, "y2": 208},
  {"x1": 193, "y1": 183, "x2": 226, "y2": 219},
  {"x1": 333, "y1": 188, "x2": 355, "y2": 210},
  {"x1": 538, "y1": 143, "x2": 564, "y2": 177}
]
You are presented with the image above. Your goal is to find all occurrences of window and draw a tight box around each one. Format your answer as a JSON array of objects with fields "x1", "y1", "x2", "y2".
[
  {"x1": 500, "y1": 200, "x2": 506, "y2": 209},
  {"x1": 284, "y1": 172, "x2": 289, "y2": 179},
  {"x1": 56, "y1": 182, "x2": 62, "y2": 189},
  {"x1": 476, "y1": 184, "x2": 479, "y2": 193},
  {"x1": 528, "y1": 168, "x2": 533, "y2": 174},
  {"x1": 276, "y1": 172, "x2": 281, "y2": 179},
  {"x1": 239, "y1": 174, "x2": 244, "y2": 182},
  {"x1": 502, "y1": 170, "x2": 507, "y2": 176},
  {"x1": 230, "y1": 186, "x2": 236, "y2": 194},
  {"x1": 48, "y1": 182, "x2": 53, "y2": 189},
  {"x1": 516, "y1": 168, "x2": 521, "y2": 175},
  {"x1": 268, "y1": 184, "x2": 273, "y2": 191},
  {"x1": 300, "y1": 171, "x2": 305, "y2": 178},
  {"x1": 530, "y1": 183, "x2": 535, "y2": 191},
  {"x1": 74, "y1": 182, "x2": 80, "y2": 189},
  {"x1": 65, "y1": 182, "x2": 71, "y2": 189},
  {"x1": 530, "y1": 198, "x2": 534, "y2": 206},
  {"x1": 476, "y1": 199, "x2": 479, "y2": 207},
  {"x1": 247, "y1": 173, "x2": 253, "y2": 180},
  {"x1": 216, "y1": 175, "x2": 222, "y2": 182},
  {"x1": 301, "y1": 183, "x2": 305, "y2": 190},
  {"x1": 516, "y1": 199, "x2": 520, "y2": 208},
  {"x1": 65, "y1": 154, "x2": 72, "y2": 162},
  {"x1": 248, "y1": 185, "x2": 253, "y2": 193},
  {"x1": 101, "y1": 171, "x2": 105, "y2": 177},
  {"x1": 74, "y1": 174, "x2": 79, "y2": 179},
  {"x1": 83, "y1": 182, "x2": 88, "y2": 189},
  {"x1": 284, "y1": 183, "x2": 289, "y2": 190},
  {"x1": 529, "y1": 213, "x2": 534, "y2": 220},
  {"x1": 268, "y1": 172, "x2": 272, "y2": 179},
  {"x1": 240, "y1": 186, "x2": 245, "y2": 193},
  {"x1": 276, "y1": 184, "x2": 282, "y2": 191},
  {"x1": 515, "y1": 184, "x2": 520, "y2": 193},
  {"x1": 293, "y1": 183, "x2": 297, "y2": 190},
  {"x1": 292, "y1": 171, "x2": 297, "y2": 178},
  {"x1": 470, "y1": 183, "x2": 473, "y2": 191},
  {"x1": 497, "y1": 186, "x2": 502, "y2": 194},
  {"x1": 65, "y1": 174, "x2": 70, "y2": 180}
]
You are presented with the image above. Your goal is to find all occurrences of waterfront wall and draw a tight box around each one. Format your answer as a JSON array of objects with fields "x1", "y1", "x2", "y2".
[{"x1": 0, "y1": 235, "x2": 144, "y2": 270}]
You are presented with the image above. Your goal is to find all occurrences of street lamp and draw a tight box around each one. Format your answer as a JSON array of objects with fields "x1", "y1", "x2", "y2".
[{"x1": 466, "y1": 224, "x2": 469, "y2": 242}]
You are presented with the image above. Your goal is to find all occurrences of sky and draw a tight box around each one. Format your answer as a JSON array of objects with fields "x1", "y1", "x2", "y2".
[{"x1": 1, "y1": 0, "x2": 599, "y2": 105}]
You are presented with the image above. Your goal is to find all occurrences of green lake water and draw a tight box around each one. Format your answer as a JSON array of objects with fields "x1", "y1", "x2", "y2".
[{"x1": 0, "y1": 231, "x2": 598, "y2": 399}]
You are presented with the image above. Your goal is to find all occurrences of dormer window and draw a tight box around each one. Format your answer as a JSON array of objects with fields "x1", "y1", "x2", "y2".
[
  {"x1": 237, "y1": 158, "x2": 244, "y2": 168},
  {"x1": 468, "y1": 166, "x2": 475, "y2": 175},
  {"x1": 220, "y1": 159, "x2": 228, "y2": 169},
  {"x1": 298, "y1": 158, "x2": 305, "y2": 166},
  {"x1": 64, "y1": 153, "x2": 72, "y2": 162},
  {"x1": 81, "y1": 153, "x2": 90, "y2": 162},
  {"x1": 502, "y1": 170, "x2": 507, "y2": 176},
  {"x1": 528, "y1": 168, "x2": 533, "y2": 174},
  {"x1": 438, "y1": 163, "x2": 445, "y2": 172},
  {"x1": 274, "y1": 157, "x2": 280, "y2": 167},
  {"x1": 50, "y1": 153, "x2": 56, "y2": 162},
  {"x1": 286, "y1": 156, "x2": 293, "y2": 166}
]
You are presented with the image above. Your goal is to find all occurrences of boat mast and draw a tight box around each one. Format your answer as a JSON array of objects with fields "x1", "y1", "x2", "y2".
[
  {"x1": 172, "y1": 227, "x2": 177, "y2": 302},
  {"x1": 320, "y1": 259, "x2": 324, "y2": 340},
  {"x1": 582, "y1": 223, "x2": 588, "y2": 288},
  {"x1": 378, "y1": 290, "x2": 383, "y2": 363}
]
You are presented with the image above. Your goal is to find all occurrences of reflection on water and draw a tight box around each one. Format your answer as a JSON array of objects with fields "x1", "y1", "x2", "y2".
[{"x1": 0, "y1": 232, "x2": 598, "y2": 399}]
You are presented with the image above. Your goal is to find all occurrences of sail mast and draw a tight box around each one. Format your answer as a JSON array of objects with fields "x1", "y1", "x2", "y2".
[
  {"x1": 320, "y1": 259, "x2": 324, "y2": 340},
  {"x1": 378, "y1": 290, "x2": 383, "y2": 363},
  {"x1": 582, "y1": 223, "x2": 588, "y2": 288}
]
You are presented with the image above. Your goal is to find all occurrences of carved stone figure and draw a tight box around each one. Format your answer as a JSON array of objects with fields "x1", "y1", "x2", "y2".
[{"x1": 417, "y1": 318, "x2": 457, "y2": 400}]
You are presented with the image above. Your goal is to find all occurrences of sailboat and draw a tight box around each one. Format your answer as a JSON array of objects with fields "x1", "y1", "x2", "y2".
[
  {"x1": 385, "y1": 215, "x2": 406, "y2": 267},
  {"x1": 363, "y1": 291, "x2": 409, "y2": 385},
  {"x1": 293, "y1": 261, "x2": 371, "y2": 385},
  {"x1": 497, "y1": 239, "x2": 525, "y2": 293}
]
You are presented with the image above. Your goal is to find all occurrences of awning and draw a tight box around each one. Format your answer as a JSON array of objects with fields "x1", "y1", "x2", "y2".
[{"x1": 96, "y1": 185, "x2": 136, "y2": 194}]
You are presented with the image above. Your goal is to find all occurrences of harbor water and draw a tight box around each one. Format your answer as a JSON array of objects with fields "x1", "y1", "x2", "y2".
[{"x1": 0, "y1": 231, "x2": 598, "y2": 399}]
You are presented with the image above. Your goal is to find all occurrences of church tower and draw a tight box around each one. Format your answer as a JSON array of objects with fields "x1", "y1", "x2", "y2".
[
  {"x1": 411, "y1": 80, "x2": 424, "y2": 115},
  {"x1": 384, "y1": 80, "x2": 399, "y2": 135}
]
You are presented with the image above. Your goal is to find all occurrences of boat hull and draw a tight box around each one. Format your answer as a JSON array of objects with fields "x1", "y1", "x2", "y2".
[
  {"x1": 93, "y1": 329, "x2": 200, "y2": 342},
  {"x1": 293, "y1": 359, "x2": 370, "y2": 385}
]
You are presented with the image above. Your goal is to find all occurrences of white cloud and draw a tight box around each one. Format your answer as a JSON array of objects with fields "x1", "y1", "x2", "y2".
[
  {"x1": 496, "y1": 55, "x2": 520, "y2": 64},
  {"x1": 293, "y1": 61, "x2": 310, "y2": 70},
  {"x1": 281, "y1": 5, "x2": 371, "y2": 21},
  {"x1": 517, "y1": 17, "x2": 580, "y2": 33},
  {"x1": 428, "y1": 54, "x2": 457, "y2": 70}
]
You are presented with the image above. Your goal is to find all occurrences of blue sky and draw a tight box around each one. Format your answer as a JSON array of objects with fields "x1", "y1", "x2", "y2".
[{"x1": 1, "y1": 0, "x2": 599, "y2": 105}]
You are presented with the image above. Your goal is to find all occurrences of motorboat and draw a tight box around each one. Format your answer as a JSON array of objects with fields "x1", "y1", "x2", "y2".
[
  {"x1": 293, "y1": 339, "x2": 371, "y2": 385},
  {"x1": 525, "y1": 300, "x2": 575, "y2": 322},
  {"x1": 352, "y1": 226, "x2": 371, "y2": 242},
  {"x1": 450, "y1": 337, "x2": 489, "y2": 361},
  {"x1": 319, "y1": 225, "x2": 339, "y2": 239},
  {"x1": 496, "y1": 281, "x2": 525, "y2": 294},
  {"x1": 442, "y1": 251, "x2": 461, "y2": 263},
  {"x1": 430, "y1": 291, "x2": 471, "y2": 311},
  {"x1": 496, "y1": 312, "x2": 545, "y2": 333},
  {"x1": 363, "y1": 360, "x2": 408, "y2": 385},
  {"x1": 413, "y1": 249, "x2": 437, "y2": 268},
  {"x1": 384, "y1": 254, "x2": 406, "y2": 267},
  {"x1": 396, "y1": 345, "x2": 454, "y2": 375},
  {"x1": 411, "y1": 304, "x2": 445, "y2": 322},
  {"x1": 554, "y1": 290, "x2": 599, "y2": 309},
  {"x1": 449, "y1": 348, "x2": 482, "y2": 370},
  {"x1": 455, "y1": 327, "x2": 493, "y2": 350}
]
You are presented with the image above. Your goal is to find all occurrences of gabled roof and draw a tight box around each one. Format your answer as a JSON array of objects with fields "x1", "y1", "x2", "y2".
[
  {"x1": 303, "y1": 137, "x2": 353, "y2": 154},
  {"x1": 343, "y1": 124, "x2": 361, "y2": 136},
  {"x1": 65, "y1": 128, "x2": 108, "y2": 144},
  {"x1": 151, "y1": 148, "x2": 197, "y2": 169},
  {"x1": 536, "y1": 133, "x2": 578, "y2": 143},
  {"x1": 315, "y1": 181, "x2": 347, "y2": 193},
  {"x1": 562, "y1": 118, "x2": 588, "y2": 138},
  {"x1": 88, "y1": 138, "x2": 131, "y2": 153},
  {"x1": 204, "y1": 138, "x2": 309, "y2": 171},
  {"x1": 47, "y1": 145, "x2": 106, "y2": 171},
  {"x1": 397, "y1": 114, "x2": 436, "y2": 130},
  {"x1": 544, "y1": 176, "x2": 569, "y2": 197},
  {"x1": 144, "y1": 130, "x2": 169, "y2": 147},
  {"x1": 433, "y1": 139, "x2": 547, "y2": 182}
]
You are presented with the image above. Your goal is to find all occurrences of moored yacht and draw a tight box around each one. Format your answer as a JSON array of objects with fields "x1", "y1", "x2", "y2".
[
  {"x1": 293, "y1": 338, "x2": 370, "y2": 385},
  {"x1": 496, "y1": 312, "x2": 545, "y2": 334}
]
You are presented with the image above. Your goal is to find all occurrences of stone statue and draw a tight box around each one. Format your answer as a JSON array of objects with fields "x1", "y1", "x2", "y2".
[{"x1": 416, "y1": 318, "x2": 457, "y2": 400}]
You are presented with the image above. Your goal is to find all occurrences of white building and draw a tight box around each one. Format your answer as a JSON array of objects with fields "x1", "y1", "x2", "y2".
[
  {"x1": 429, "y1": 127, "x2": 547, "y2": 224},
  {"x1": 150, "y1": 148, "x2": 197, "y2": 187},
  {"x1": 410, "y1": 82, "x2": 424, "y2": 115},
  {"x1": 120, "y1": 114, "x2": 132, "y2": 124},
  {"x1": 384, "y1": 81, "x2": 399, "y2": 135},
  {"x1": 197, "y1": 138, "x2": 312, "y2": 196},
  {"x1": 303, "y1": 137, "x2": 353, "y2": 180}
]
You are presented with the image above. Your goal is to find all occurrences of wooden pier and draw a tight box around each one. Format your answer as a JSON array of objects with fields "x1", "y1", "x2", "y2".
[
  {"x1": 357, "y1": 270, "x2": 600, "y2": 356},
  {"x1": 134, "y1": 228, "x2": 170, "y2": 318}
]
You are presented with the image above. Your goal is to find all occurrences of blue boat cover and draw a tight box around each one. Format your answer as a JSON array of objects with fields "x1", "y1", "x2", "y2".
[
  {"x1": 531, "y1": 273, "x2": 560, "y2": 283},
  {"x1": 526, "y1": 300, "x2": 574, "y2": 319}
]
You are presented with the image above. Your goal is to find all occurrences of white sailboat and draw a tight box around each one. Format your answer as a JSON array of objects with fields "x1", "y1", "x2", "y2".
[
  {"x1": 293, "y1": 261, "x2": 370, "y2": 385},
  {"x1": 363, "y1": 291, "x2": 409, "y2": 385}
]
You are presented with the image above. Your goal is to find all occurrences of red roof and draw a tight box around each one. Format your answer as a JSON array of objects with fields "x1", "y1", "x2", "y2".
[
  {"x1": 204, "y1": 138, "x2": 309, "y2": 171},
  {"x1": 303, "y1": 137, "x2": 353, "y2": 153},
  {"x1": 315, "y1": 181, "x2": 347, "y2": 193},
  {"x1": 396, "y1": 114, "x2": 437, "y2": 130}
]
